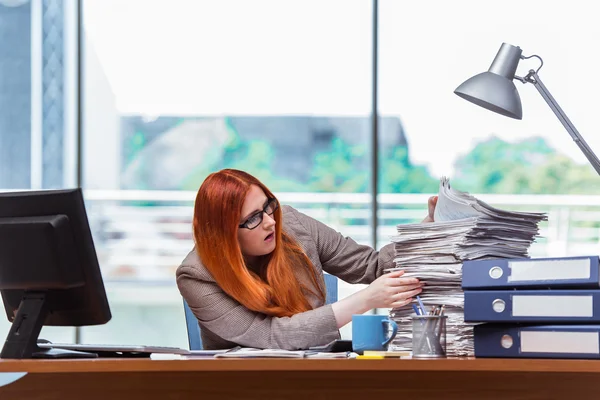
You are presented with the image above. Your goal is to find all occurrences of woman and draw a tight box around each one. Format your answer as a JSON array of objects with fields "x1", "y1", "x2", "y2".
[{"x1": 176, "y1": 169, "x2": 438, "y2": 350}]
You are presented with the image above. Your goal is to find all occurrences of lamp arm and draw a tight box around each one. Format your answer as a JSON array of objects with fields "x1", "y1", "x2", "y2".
[{"x1": 524, "y1": 70, "x2": 600, "y2": 176}]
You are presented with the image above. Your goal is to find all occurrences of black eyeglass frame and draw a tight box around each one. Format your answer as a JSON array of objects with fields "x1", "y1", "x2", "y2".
[{"x1": 238, "y1": 198, "x2": 279, "y2": 230}]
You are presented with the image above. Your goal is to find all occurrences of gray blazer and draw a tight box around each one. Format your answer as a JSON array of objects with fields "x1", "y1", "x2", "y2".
[{"x1": 176, "y1": 205, "x2": 395, "y2": 350}]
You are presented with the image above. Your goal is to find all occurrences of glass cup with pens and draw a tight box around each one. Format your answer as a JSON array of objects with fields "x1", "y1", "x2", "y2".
[{"x1": 411, "y1": 297, "x2": 447, "y2": 359}]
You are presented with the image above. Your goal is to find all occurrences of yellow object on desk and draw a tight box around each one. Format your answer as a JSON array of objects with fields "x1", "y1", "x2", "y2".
[
  {"x1": 356, "y1": 355, "x2": 385, "y2": 359},
  {"x1": 362, "y1": 350, "x2": 411, "y2": 358}
]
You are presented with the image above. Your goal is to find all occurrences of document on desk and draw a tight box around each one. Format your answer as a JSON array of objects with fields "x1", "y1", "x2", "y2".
[
  {"x1": 150, "y1": 348, "x2": 352, "y2": 359},
  {"x1": 215, "y1": 348, "x2": 305, "y2": 358},
  {"x1": 213, "y1": 348, "x2": 351, "y2": 359},
  {"x1": 150, "y1": 349, "x2": 233, "y2": 359}
]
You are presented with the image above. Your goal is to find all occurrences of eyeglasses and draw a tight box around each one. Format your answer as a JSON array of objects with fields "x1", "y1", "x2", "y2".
[{"x1": 238, "y1": 198, "x2": 279, "y2": 230}]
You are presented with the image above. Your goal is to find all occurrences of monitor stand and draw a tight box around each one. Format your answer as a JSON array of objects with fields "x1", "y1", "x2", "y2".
[{"x1": 1, "y1": 291, "x2": 97, "y2": 359}]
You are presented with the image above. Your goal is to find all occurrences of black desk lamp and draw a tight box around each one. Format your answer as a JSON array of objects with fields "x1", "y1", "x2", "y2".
[{"x1": 454, "y1": 42, "x2": 600, "y2": 175}]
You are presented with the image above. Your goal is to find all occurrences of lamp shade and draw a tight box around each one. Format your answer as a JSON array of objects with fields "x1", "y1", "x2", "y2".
[{"x1": 454, "y1": 43, "x2": 523, "y2": 120}]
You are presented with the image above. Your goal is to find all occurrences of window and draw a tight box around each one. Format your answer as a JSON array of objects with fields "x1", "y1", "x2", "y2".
[
  {"x1": 81, "y1": 0, "x2": 371, "y2": 345},
  {"x1": 379, "y1": 0, "x2": 600, "y2": 257},
  {"x1": 0, "y1": 0, "x2": 78, "y2": 344}
]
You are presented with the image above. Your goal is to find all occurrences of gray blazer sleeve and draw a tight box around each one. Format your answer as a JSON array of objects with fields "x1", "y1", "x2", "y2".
[
  {"x1": 176, "y1": 250, "x2": 340, "y2": 350},
  {"x1": 285, "y1": 206, "x2": 396, "y2": 285}
]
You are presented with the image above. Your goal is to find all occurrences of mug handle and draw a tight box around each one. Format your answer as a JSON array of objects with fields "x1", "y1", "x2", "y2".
[{"x1": 381, "y1": 319, "x2": 398, "y2": 347}]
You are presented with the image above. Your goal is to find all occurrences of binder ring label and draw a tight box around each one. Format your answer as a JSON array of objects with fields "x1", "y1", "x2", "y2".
[
  {"x1": 489, "y1": 266, "x2": 503, "y2": 279},
  {"x1": 492, "y1": 299, "x2": 506, "y2": 313},
  {"x1": 501, "y1": 334, "x2": 513, "y2": 349}
]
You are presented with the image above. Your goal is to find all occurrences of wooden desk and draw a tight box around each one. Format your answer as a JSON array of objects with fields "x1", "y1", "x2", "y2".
[{"x1": 1, "y1": 357, "x2": 600, "y2": 400}]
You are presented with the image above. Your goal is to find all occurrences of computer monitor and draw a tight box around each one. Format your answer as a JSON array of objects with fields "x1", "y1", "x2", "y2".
[{"x1": 0, "y1": 188, "x2": 111, "y2": 359}]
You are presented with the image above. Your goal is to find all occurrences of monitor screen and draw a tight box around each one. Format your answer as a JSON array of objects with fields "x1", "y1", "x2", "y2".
[{"x1": 0, "y1": 188, "x2": 111, "y2": 359}]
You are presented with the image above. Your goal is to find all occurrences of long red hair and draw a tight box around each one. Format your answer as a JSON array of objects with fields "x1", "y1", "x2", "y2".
[{"x1": 193, "y1": 169, "x2": 325, "y2": 317}]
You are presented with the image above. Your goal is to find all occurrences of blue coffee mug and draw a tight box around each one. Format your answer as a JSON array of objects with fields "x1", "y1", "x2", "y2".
[{"x1": 352, "y1": 314, "x2": 398, "y2": 354}]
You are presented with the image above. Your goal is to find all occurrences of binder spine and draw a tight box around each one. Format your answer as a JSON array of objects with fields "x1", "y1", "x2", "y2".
[
  {"x1": 464, "y1": 290, "x2": 600, "y2": 322},
  {"x1": 462, "y1": 256, "x2": 600, "y2": 290},
  {"x1": 474, "y1": 324, "x2": 600, "y2": 359}
]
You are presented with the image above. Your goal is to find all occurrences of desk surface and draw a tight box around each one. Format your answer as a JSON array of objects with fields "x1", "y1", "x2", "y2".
[
  {"x1": 2, "y1": 356, "x2": 600, "y2": 373},
  {"x1": 2, "y1": 357, "x2": 600, "y2": 400}
]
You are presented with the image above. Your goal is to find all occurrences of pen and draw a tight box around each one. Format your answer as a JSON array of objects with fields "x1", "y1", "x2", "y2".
[
  {"x1": 414, "y1": 296, "x2": 430, "y2": 353},
  {"x1": 430, "y1": 306, "x2": 439, "y2": 339},
  {"x1": 415, "y1": 317, "x2": 433, "y2": 355},
  {"x1": 416, "y1": 296, "x2": 427, "y2": 316},
  {"x1": 436, "y1": 305, "x2": 446, "y2": 337},
  {"x1": 412, "y1": 304, "x2": 421, "y2": 316},
  {"x1": 432, "y1": 305, "x2": 447, "y2": 354}
]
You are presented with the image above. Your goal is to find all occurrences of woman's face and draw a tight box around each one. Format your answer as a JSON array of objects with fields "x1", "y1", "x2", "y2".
[{"x1": 237, "y1": 185, "x2": 277, "y2": 261}]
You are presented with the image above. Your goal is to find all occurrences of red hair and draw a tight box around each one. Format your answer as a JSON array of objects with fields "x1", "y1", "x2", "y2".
[{"x1": 193, "y1": 169, "x2": 325, "y2": 317}]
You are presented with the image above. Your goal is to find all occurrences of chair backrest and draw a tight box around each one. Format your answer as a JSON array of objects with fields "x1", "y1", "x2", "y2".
[
  {"x1": 323, "y1": 273, "x2": 338, "y2": 305},
  {"x1": 182, "y1": 296, "x2": 203, "y2": 350},
  {"x1": 182, "y1": 273, "x2": 339, "y2": 350}
]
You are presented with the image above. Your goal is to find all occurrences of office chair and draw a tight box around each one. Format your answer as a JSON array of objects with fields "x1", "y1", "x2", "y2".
[{"x1": 182, "y1": 273, "x2": 339, "y2": 350}]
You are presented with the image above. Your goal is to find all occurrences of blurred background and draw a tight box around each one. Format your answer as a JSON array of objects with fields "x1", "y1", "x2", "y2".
[{"x1": 1, "y1": 0, "x2": 599, "y2": 348}]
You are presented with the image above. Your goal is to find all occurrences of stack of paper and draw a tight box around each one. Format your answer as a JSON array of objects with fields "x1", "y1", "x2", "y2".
[{"x1": 386, "y1": 177, "x2": 547, "y2": 357}]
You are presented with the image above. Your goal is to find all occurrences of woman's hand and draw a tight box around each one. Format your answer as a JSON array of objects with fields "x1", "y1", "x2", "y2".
[
  {"x1": 362, "y1": 270, "x2": 423, "y2": 309},
  {"x1": 331, "y1": 270, "x2": 423, "y2": 328},
  {"x1": 421, "y1": 195, "x2": 438, "y2": 223}
]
